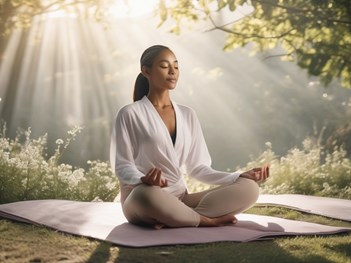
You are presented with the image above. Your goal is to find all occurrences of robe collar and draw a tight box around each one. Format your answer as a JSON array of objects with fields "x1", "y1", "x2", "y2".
[{"x1": 141, "y1": 96, "x2": 183, "y2": 163}]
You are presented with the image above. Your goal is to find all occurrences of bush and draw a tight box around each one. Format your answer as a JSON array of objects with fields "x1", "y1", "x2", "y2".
[
  {"x1": 0, "y1": 125, "x2": 119, "y2": 204},
  {"x1": 1, "y1": 124, "x2": 350, "y2": 204},
  {"x1": 186, "y1": 140, "x2": 351, "y2": 199},
  {"x1": 244, "y1": 139, "x2": 351, "y2": 199}
]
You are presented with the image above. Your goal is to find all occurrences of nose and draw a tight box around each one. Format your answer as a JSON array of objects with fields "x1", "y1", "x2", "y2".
[{"x1": 169, "y1": 65, "x2": 176, "y2": 75}]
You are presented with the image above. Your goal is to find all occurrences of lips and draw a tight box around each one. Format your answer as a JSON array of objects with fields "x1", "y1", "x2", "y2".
[{"x1": 166, "y1": 78, "x2": 177, "y2": 83}]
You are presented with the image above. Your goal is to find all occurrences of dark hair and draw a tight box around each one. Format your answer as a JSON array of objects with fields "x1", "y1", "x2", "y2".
[{"x1": 133, "y1": 45, "x2": 170, "y2": 102}]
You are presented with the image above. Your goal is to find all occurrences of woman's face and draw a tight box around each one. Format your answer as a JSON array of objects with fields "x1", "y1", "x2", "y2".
[{"x1": 143, "y1": 49, "x2": 179, "y2": 92}]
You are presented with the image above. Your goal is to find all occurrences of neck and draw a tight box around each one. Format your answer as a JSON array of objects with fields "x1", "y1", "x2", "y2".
[{"x1": 147, "y1": 91, "x2": 172, "y2": 108}]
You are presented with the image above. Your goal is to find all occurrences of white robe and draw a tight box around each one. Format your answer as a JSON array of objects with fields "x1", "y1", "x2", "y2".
[{"x1": 110, "y1": 96, "x2": 241, "y2": 199}]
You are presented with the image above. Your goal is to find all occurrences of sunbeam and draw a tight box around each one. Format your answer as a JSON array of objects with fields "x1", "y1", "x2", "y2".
[
  {"x1": 0, "y1": 2, "x2": 350, "y2": 169},
  {"x1": 108, "y1": 0, "x2": 159, "y2": 18}
]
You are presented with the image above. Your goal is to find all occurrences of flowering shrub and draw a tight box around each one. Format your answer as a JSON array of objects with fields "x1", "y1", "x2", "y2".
[
  {"x1": 0, "y1": 125, "x2": 119, "y2": 204},
  {"x1": 256, "y1": 139, "x2": 351, "y2": 199},
  {"x1": 186, "y1": 140, "x2": 351, "y2": 199},
  {"x1": 1, "y1": 123, "x2": 350, "y2": 204}
]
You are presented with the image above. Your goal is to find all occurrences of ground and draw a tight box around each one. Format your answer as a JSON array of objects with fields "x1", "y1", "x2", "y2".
[{"x1": 0, "y1": 207, "x2": 350, "y2": 263}]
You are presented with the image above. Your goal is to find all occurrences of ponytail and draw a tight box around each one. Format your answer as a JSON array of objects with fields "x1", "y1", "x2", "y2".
[
  {"x1": 133, "y1": 73, "x2": 149, "y2": 102},
  {"x1": 132, "y1": 45, "x2": 170, "y2": 102}
]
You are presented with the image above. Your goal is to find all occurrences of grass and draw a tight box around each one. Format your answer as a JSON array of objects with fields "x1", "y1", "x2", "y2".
[{"x1": 1, "y1": 207, "x2": 350, "y2": 263}]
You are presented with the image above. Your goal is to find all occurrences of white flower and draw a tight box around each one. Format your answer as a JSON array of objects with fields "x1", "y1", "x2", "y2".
[
  {"x1": 265, "y1": 142, "x2": 272, "y2": 148},
  {"x1": 56, "y1": 139, "x2": 64, "y2": 145},
  {"x1": 67, "y1": 126, "x2": 83, "y2": 135},
  {"x1": 70, "y1": 169, "x2": 85, "y2": 187},
  {"x1": 105, "y1": 181, "x2": 117, "y2": 191},
  {"x1": 92, "y1": 196, "x2": 103, "y2": 202}
]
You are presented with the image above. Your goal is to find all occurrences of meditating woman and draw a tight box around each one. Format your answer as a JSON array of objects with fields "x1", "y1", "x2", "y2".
[{"x1": 110, "y1": 45, "x2": 269, "y2": 229}]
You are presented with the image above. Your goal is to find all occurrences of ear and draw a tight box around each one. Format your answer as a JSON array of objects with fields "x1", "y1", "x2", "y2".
[{"x1": 141, "y1": 65, "x2": 151, "y2": 78}]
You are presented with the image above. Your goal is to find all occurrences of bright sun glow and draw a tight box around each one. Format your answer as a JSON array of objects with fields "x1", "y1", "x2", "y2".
[
  {"x1": 41, "y1": 0, "x2": 160, "y2": 20},
  {"x1": 109, "y1": 0, "x2": 159, "y2": 18}
]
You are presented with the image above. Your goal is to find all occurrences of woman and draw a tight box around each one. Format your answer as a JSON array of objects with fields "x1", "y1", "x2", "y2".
[{"x1": 110, "y1": 45, "x2": 269, "y2": 229}]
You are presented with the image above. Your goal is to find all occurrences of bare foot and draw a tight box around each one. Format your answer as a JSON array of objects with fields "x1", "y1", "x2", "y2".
[
  {"x1": 153, "y1": 223, "x2": 165, "y2": 230},
  {"x1": 199, "y1": 214, "x2": 237, "y2": 227}
]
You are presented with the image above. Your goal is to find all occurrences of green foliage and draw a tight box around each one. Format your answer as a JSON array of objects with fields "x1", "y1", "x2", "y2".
[
  {"x1": 2, "y1": 1, "x2": 350, "y2": 87},
  {"x1": 187, "y1": 139, "x2": 351, "y2": 199},
  {"x1": 248, "y1": 139, "x2": 351, "y2": 199},
  {"x1": 0, "y1": 125, "x2": 119, "y2": 204},
  {"x1": 1, "y1": 124, "x2": 350, "y2": 204},
  {"x1": 157, "y1": 0, "x2": 351, "y2": 88},
  {"x1": 0, "y1": 0, "x2": 103, "y2": 37}
]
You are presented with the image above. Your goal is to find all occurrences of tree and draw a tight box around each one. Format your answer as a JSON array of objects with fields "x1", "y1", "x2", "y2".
[
  {"x1": 0, "y1": 0, "x2": 105, "y2": 58},
  {"x1": 157, "y1": 0, "x2": 351, "y2": 88}
]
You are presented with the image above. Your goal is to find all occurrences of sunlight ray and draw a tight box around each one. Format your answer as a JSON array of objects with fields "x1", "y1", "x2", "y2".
[{"x1": 0, "y1": 2, "x2": 349, "y2": 168}]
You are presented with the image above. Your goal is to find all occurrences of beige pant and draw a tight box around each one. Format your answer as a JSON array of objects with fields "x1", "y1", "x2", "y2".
[{"x1": 122, "y1": 177, "x2": 259, "y2": 228}]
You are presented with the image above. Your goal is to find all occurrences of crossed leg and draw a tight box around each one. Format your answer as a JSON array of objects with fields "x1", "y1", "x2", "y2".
[{"x1": 122, "y1": 177, "x2": 259, "y2": 228}]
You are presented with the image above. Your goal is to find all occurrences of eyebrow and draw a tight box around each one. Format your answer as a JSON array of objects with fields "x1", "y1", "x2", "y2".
[{"x1": 159, "y1": 59, "x2": 178, "y2": 63}]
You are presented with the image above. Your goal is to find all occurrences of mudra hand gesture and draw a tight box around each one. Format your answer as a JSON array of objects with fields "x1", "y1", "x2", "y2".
[
  {"x1": 141, "y1": 167, "x2": 168, "y2": 187},
  {"x1": 240, "y1": 165, "x2": 270, "y2": 182}
]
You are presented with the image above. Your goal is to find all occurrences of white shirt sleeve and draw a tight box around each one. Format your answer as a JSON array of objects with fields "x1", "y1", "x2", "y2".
[
  {"x1": 110, "y1": 108, "x2": 145, "y2": 185},
  {"x1": 185, "y1": 109, "x2": 242, "y2": 185}
]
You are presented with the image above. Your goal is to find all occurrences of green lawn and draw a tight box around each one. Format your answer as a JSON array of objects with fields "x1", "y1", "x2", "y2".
[{"x1": 0, "y1": 207, "x2": 350, "y2": 263}]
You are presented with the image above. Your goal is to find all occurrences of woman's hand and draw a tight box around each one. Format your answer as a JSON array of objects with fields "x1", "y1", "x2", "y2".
[
  {"x1": 141, "y1": 168, "x2": 168, "y2": 187},
  {"x1": 240, "y1": 165, "x2": 270, "y2": 182}
]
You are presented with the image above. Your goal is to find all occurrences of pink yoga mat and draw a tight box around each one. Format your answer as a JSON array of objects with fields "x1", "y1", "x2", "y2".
[
  {"x1": 257, "y1": 194, "x2": 351, "y2": 222},
  {"x1": 0, "y1": 199, "x2": 349, "y2": 247}
]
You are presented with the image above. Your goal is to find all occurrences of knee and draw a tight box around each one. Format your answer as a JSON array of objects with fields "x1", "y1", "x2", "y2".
[
  {"x1": 246, "y1": 178, "x2": 260, "y2": 202},
  {"x1": 122, "y1": 185, "x2": 163, "y2": 225},
  {"x1": 237, "y1": 177, "x2": 260, "y2": 204},
  {"x1": 127, "y1": 184, "x2": 162, "y2": 208}
]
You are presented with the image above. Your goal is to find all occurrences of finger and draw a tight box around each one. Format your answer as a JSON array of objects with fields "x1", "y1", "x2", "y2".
[
  {"x1": 149, "y1": 170, "x2": 158, "y2": 184},
  {"x1": 264, "y1": 165, "x2": 268, "y2": 180},
  {"x1": 141, "y1": 174, "x2": 153, "y2": 185},
  {"x1": 160, "y1": 178, "x2": 168, "y2": 187},
  {"x1": 153, "y1": 168, "x2": 167, "y2": 187},
  {"x1": 249, "y1": 171, "x2": 257, "y2": 181},
  {"x1": 263, "y1": 165, "x2": 268, "y2": 179},
  {"x1": 147, "y1": 168, "x2": 155, "y2": 177},
  {"x1": 249, "y1": 171, "x2": 256, "y2": 181},
  {"x1": 262, "y1": 165, "x2": 267, "y2": 180},
  {"x1": 253, "y1": 167, "x2": 261, "y2": 172},
  {"x1": 147, "y1": 169, "x2": 158, "y2": 183},
  {"x1": 252, "y1": 171, "x2": 258, "y2": 181},
  {"x1": 155, "y1": 171, "x2": 162, "y2": 186}
]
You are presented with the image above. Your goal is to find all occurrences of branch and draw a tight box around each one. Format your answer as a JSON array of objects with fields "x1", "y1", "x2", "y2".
[
  {"x1": 208, "y1": 16, "x2": 295, "y2": 39},
  {"x1": 205, "y1": 13, "x2": 250, "y2": 32},
  {"x1": 324, "y1": 18, "x2": 351, "y2": 26},
  {"x1": 262, "y1": 52, "x2": 294, "y2": 60}
]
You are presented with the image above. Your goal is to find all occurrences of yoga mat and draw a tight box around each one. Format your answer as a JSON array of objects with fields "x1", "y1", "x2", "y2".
[
  {"x1": 0, "y1": 199, "x2": 349, "y2": 247},
  {"x1": 256, "y1": 194, "x2": 351, "y2": 222}
]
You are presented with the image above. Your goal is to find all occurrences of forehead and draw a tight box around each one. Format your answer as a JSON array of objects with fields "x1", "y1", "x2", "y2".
[{"x1": 155, "y1": 49, "x2": 178, "y2": 63}]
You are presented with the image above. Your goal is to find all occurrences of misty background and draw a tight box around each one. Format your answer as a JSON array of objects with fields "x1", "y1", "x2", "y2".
[{"x1": 0, "y1": 10, "x2": 350, "y2": 171}]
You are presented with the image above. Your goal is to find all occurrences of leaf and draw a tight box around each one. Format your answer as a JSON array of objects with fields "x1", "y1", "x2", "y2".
[
  {"x1": 217, "y1": 0, "x2": 228, "y2": 10},
  {"x1": 228, "y1": 0, "x2": 237, "y2": 11},
  {"x1": 159, "y1": 0, "x2": 167, "y2": 22}
]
